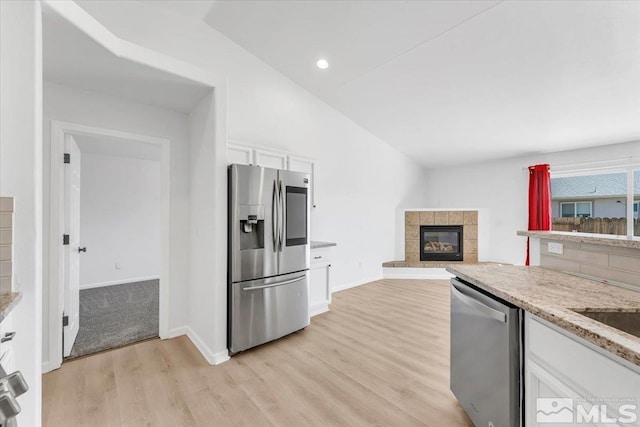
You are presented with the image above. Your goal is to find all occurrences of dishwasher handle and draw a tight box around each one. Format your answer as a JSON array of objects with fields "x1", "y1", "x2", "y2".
[{"x1": 451, "y1": 284, "x2": 507, "y2": 323}]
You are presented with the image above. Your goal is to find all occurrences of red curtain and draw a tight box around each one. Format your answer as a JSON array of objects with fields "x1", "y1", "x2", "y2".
[{"x1": 526, "y1": 164, "x2": 552, "y2": 265}]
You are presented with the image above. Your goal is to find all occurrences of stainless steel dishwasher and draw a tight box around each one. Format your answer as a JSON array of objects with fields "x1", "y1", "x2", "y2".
[{"x1": 450, "y1": 278, "x2": 522, "y2": 427}]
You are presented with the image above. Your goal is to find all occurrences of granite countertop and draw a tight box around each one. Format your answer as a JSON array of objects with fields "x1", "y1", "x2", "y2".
[
  {"x1": 446, "y1": 264, "x2": 640, "y2": 367},
  {"x1": 518, "y1": 230, "x2": 640, "y2": 250},
  {"x1": 0, "y1": 292, "x2": 22, "y2": 323},
  {"x1": 311, "y1": 241, "x2": 337, "y2": 249}
]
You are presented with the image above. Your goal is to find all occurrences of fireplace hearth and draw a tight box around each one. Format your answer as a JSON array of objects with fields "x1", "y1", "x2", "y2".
[{"x1": 420, "y1": 225, "x2": 463, "y2": 261}]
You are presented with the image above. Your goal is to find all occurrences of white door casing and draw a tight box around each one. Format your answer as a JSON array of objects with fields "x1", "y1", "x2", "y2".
[
  {"x1": 63, "y1": 135, "x2": 81, "y2": 357},
  {"x1": 46, "y1": 120, "x2": 173, "y2": 373}
]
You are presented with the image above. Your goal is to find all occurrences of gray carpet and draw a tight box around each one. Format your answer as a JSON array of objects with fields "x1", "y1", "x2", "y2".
[{"x1": 68, "y1": 279, "x2": 159, "y2": 359}]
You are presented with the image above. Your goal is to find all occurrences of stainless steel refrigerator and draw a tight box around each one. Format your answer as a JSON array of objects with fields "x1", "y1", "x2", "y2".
[{"x1": 228, "y1": 164, "x2": 311, "y2": 354}]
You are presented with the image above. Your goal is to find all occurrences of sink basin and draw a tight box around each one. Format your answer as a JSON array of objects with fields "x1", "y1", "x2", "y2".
[{"x1": 572, "y1": 310, "x2": 640, "y2": 339}]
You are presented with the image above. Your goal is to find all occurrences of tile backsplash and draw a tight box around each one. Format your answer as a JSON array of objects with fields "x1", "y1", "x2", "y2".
[
  {"x1": 0, "y1": 198, "x2": 13, "y2": 293},
  {"x1": 539, "y1": 238, "x2": 640, "y2": 290}
]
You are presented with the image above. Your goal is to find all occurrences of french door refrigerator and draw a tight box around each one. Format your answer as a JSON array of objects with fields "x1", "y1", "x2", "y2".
[{"x1": 228, "y1": 164, "x2": 311, "y2": 353}]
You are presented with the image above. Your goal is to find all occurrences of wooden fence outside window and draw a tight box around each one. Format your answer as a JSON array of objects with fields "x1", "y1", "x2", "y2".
[{"x1": 552, "y1": 217, "x2": 640, "y2": 235}]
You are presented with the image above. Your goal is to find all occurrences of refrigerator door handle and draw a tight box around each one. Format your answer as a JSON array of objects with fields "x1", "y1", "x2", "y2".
[
  {"x1": 272, "y1": 179, "x2": 278, "y2": 252},
  {"x1": 279, "y1": 180, "x2": 285, "y2": 252},
  {"x1": 242, "y1": 275, "x2": 306, "y2": 291}
]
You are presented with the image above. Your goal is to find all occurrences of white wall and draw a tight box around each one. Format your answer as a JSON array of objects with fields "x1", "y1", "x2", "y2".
[
  {"x1": 419, "y1": 140, "x2": 640, "y2": 266},
  {"x1": 0, "y1": 1, "x2": 43, "y2": 425},
  {"x1": 75, "y1": 1, "x2": 427, "y2": 292},
  {"x1": 187, "y1": 92, "x2": 229, "y2": 363},
  {"x1": 42, "y1": 81, "x2": 192, "y2": 367},
  {"x1": 79, "y1": 152, "x2": 161, "y2": 288},
  {"x1": 593, "y1": 199, "x2": 629, "y2": 219}
]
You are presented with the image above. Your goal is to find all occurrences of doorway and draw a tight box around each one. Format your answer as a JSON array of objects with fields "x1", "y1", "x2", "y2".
[
  {"x1": 42, "y1": 0, "x2": 226, "y2": 372},
  {"x1": 49, "y1": 121, "x2": 171, "y2": 365},
  {"x1": 62, "y1": 132, "x2": 162, "y2": 359}
]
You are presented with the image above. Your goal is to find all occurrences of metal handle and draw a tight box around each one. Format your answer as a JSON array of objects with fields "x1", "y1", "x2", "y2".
[
  {"x1": 272, "y1": 180, "x2": 278, "y2": 252},
  {"x1": 78, "y1": 247, "x2": 87, "y2": 253},
  {"x1": 243, "y1": 275, "x2": 305, "y2": 292},
  {"x1": 0, "y1": 390, "x2": 20, "y2": 423},
  {"x1": 0, "y1": 372, "x2": 28, "y2": 398},
  {"x1": 0, "y1": 332, "x2": 15, "y2": 343},
  {"x1": 451, "y1": 284, "x2": 507, "y2": 323},
  {"x1": 278, "y1": 180, "x2": 285, "y2": 252},
  {"x1": 314, "y1": 256, "x2": 322, "y2": 260}
]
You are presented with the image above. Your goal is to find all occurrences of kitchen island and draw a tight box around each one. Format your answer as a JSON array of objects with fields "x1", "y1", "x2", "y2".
[
  {"x1": 446, "y1": 264, "x2": 640, "y2": 366},
  {"x1": 447, "y1": 264, "x2": 640, "y2": 426}
]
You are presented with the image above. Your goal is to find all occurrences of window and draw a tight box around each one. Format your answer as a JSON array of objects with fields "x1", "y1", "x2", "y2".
[
  {"x1": 635, "y1": 169, "x2": 640, "y2": 236},
  {"x1": 552, "y1": 169, "x2": 635, "y2": 236},
  {"x1": 560, "y1": 201, "x2": 592, "y2": 218}
]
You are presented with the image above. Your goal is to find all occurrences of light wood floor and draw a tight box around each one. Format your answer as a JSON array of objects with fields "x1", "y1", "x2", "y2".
[{"x1": 43, "y1": 279, "x2": 472, "y2": 427}]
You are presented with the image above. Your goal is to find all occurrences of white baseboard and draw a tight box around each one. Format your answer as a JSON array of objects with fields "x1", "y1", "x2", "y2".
[
  {"x1": 80, "y1": 275, "x2": 160, "y2": 290},
  {"x1": 383, "y1": 267, "x2": 454, "y2": 280},
  {"x1": 42, "y1": 325, "x2": 229, "y2": 372},
  {"x1": 166, "y1": 326, "x2": 189, "y2": 339},
  {"x1": 331, "y1": 274, "x2": 383, "y2": 294},
  {"x1": 166, "y1": 326, "x2": 229, "y2": 365},
  {"x1": 42, "y1": 359, "x2": 61, "y2": 374},
  {"x1": 310, "y1": 304, "x2": 329, "y2": 317}
]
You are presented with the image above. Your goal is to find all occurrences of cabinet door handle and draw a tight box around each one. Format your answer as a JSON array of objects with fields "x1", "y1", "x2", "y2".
[
  {"x1": 314, "y1": 256, "x2": 322, "y2": 260},
  {"x1": 1, "y1": 332, "x2": 15, "y2": 343}
]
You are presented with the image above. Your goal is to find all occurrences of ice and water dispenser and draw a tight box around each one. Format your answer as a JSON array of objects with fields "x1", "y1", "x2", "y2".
[{"x1": 239, "y1": 204, "x2": 265, "y2": 250}]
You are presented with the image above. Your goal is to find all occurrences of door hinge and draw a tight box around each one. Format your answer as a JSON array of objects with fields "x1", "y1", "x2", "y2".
[
  {"x1": 62, "y1": 315, "x2": 69, "y2": 327},
  {"x1": 64, "y1": 153, "x2": 70, "y2": 164},
  {"x1": 63, "y1": 234, "x2": 70, "y2": 245}
]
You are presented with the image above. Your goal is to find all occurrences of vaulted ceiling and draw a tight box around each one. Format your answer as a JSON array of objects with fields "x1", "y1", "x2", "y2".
[
  {"x1": 145, "y1": 1, "x2": 640, "y2": 167},
  {"x1": 43, "y1": 4, "x2": 213, "y2": 114}
]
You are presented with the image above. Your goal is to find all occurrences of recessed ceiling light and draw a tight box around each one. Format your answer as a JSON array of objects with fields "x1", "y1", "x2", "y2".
[{"x1": 316, "y1": 59, "x2": 329, "y2": 70}]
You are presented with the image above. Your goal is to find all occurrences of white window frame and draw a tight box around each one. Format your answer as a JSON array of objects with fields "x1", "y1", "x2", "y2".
[
  {"x1": 559, "y1": 201, "x2": 593, "y2": 218},
  {"x1": 552, "y1": 165, "x2": 640, "y2": 238}
]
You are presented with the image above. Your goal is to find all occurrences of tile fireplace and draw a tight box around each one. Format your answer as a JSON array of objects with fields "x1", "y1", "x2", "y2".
[
  {"x1": 420, "y1": 225, "x2": 463, "y2": 261},
  {"x1": 382, "y1": 210, "x2": 478, "y2": 268}
]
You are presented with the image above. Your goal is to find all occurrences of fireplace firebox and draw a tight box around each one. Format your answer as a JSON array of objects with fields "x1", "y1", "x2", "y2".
[{"x1": 420, "y1": 225, "x2": 463, "y2": 261}]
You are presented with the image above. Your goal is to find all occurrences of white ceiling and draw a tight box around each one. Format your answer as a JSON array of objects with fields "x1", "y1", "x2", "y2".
[
  {"x1": 42, "y1": 5, "x2": 212, "y2": 113},
  {"x1": 149, "y1": 1, "x2": 640, "y2": 166},
  {"x1": 74, "y1": 134, "x2": 162, "y2": 161}
]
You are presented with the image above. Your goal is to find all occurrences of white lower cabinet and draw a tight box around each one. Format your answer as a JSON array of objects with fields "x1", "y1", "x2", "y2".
[
  {"x1": 525, "y1": 313, "x2": 640, "y2": 427},
  {"x1": 0, "y1": 312, "x2": 15, "y2": 373},
  {"x1": 310, "y1": 247, "x2": 332, "y2": 317}
]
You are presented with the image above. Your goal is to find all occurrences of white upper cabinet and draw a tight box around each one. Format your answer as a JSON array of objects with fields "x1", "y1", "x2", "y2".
[
  {"x1": 288, "y1": 155, "x2": 316, "y2": 208},
  {"x1": 254, "y1": 148, "x2": 287, "y2": 169},
  {"x1": 288, "y1": 155, "x2": 314, "y2": 175},
  {"x1": 227, "y1": 142, "x2": 316, "y2": 207},
  {"x1": 227, "y1": 143, "x2": 253, "y2": 166}
]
